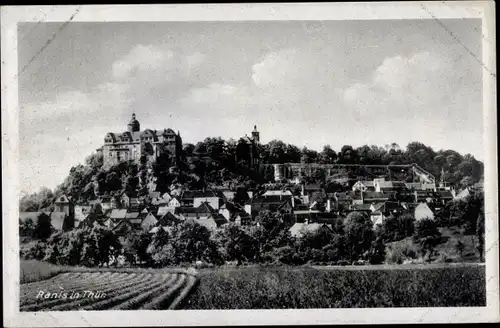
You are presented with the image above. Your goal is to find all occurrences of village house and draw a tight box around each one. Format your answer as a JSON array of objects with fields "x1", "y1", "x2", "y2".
[
  {"x1": 168, "y1": 197, "x2": 181, "y2": 208},
  {"x1": 180, "y1": 190, "x2": 219, "y2": 207},
  {"x1": 157, "y1": 212, "x2": 183, "y2": 227},
  {"x1": 288, "y1": 222, "x2": 333, "y2": 238},
  {"x1": 373, "y1": 178, "x2": 408, "y2": 193},
  {"x1": 121, "y1": 192, "x2": 139, "y2": 209},
  {"x1": 352, "y1": 191, "x2": 392, "y2": 205},
  {"x1": 176, "y1": 202, "x2": 216, "y2": 220},
  {"x1": 244, "y1": 195, "x2": 294, "y2": 218},
  {"x1": 352, "y1": 181, "x2": 375, "y2": 192},
  {"x1": 414, "y1": 202, "x2": 435, "y2": 221},
  {"x1": 262, "y1": 189, "x2": 293, "y2": 197},
  {"x1": 54, "y1": 194, "x2": 75, "y2": 218},
  {"x1": 140, "y1": 212, "x2": 158, "y2": 231},
  {"x1": 194, "y1": 214, "x2": 228, "y2": 232},
  {"x1": 157, "y1": 205, "x2": 176, "y2": 217}
]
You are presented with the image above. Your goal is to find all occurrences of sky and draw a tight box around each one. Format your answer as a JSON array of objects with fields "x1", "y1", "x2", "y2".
[{"x1": 18, "y1": 19, "x2": 483, "y2": 193}]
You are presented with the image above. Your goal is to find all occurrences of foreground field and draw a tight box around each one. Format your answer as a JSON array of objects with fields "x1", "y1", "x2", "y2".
[
  {"x1": 184, "y1": 264, "x2": 486, "y2": 309},
  {"x1": 20, "y1": 269, "x2": 197, "y2": 311}
]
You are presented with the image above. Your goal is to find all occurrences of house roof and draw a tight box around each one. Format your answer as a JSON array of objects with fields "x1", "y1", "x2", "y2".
[
  {"x1": 207, "y1": 213, "x2": 228, "y2": 225},
  {"x1": 376, "y1": 181, "x2": 407, "y2": 190},
  {"x1": 245, "y1": 195, "x2": 292, "y2": 205},
  {"x1": 157, "y1": 206, "x2": 175, "y2": 216},
  {"x1": 110, "y1": 209, "x2": 127, "y2": 219},
  {"x1": 54, "y1": 194, "x2": 71, "y2": 204},
  {"x1": 125, "y1": 212, "x2": 140, "y2": 219},
  {"x1": 371, "y1": 202, "x2": 385, "y2": 212},
  {"x1": 289, "y1": 223, "x2": 329, "y2": 238},
  {"x1": 438, "y1": 190, "x2": 453, "y2": 199},
  {"x1": 304, "y1": 184, "x2": 322, "y2": 191},
  {"x1": 356, "y1": 181, "x2": 375, "y2": 187},
  {"x1": 158, "y1": 212, "x2": 182, "y2": 226},
  {"x1": 181, "y1": 190, "x2": 218, "y2": 199},
  {"x1": 334, "y1": 192, "x2": 352, "y2": 201},
  {"x1": 350, "y1": 204, "x2": 372, "y2": 211},
  {"x1": 149, "y1": 191, "x2": 161, "y2": 199},
  {"x1": 263, "y1": 190, "x2": 293, "y2": 196}
]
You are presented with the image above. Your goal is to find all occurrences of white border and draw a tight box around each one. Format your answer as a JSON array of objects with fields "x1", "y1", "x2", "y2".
[{"x1": 1, "y1": 2, "x2": 498, "y2": 326}]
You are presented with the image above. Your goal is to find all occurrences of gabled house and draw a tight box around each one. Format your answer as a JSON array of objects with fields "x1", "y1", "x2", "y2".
[
  {"x1": 121, "y1": 192, "x2": 139, "y2": 209},
  {"x1": 414, "y1": 202, "x2": 435, "y2": 221},
  {"x1": 349, "y1": 203, "x2": 372, "y2": 213},
  {"x1": 180, "y1": 190, "x2": 220, "y2": 207},
  {"x1": 157, "y1": 205, "x2": 175, "y2": 217},
  {"x1": 195, "y1": 213, "x2": 228, "y2": 231},
  {"x1": 157, "y1": 212, "x2": 183, "y2": 227},
  {"x1": 263, "y1": 190, "x2": 293, "y2": 197},
  {"x1": 370, "y1": 211, "x2": 386, "y2": 228},
  {"x1": 112, "y1": 220, "x2": 134, "y2": 236},
  {"x1": 244, "y1": 195, "x2": 293, "y2": 218},
  {"x1": 140, "y1": 212, "x2": 158, "y2": 231},
  {"x1": 288, "y1": 222, "x2": 333, "y2": 238},
  {"x1": 176, "y1": 202, "x2": 216, "y2": 220},
  {"x1": 168, "y1": 197, "x2": 181, "y2": 208},
  {"x1": 352, "y1": 181, "x2": 375, "y2": 192},
  {"x1": 373, "y1": 178, "x2": 408, "y2": 193},
  {"x1": 352, "y1": 191, "x2": 392, "y2": 205}
]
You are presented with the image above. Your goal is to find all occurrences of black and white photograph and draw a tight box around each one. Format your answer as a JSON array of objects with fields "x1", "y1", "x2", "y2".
[{"x1": 2, "y1": 2, "x2": 498, "y2": 326}]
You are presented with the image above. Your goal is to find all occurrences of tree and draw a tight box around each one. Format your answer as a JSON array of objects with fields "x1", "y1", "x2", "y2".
[
  {"x1": 215, "y1": 223, "x2": 258, "y2": 264},
  {"x1": 476, "y1": 209, "x2": 485, "y2": 262},
  {"x1": 34, "y1": 212, "x2": 52, "y2": 240},
  {"x1": 344, "y1": 212, "x2": 374, "y2": 262},
  {"x1": 413, "y1": 218, "x2": 442, "y2": 262},
  {"x1": 20, "y1": 218, "x2": 35, "y2": 237}
]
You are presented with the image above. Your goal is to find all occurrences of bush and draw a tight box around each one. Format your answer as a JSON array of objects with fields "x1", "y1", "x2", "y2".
[{"x1": 385, "y1": 239, "x2": 420, "y2": 264}]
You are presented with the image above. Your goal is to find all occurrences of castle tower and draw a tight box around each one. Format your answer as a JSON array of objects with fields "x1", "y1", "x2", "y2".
[
  {"x1": 251, "y1": 125, "x2": 260, "y2": 144},
  {"x1": 127, "y1": 113, "x2": 140, "y2": 132}
]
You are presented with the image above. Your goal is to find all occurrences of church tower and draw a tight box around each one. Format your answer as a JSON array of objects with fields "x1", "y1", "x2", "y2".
[
  {"x1": 127, "y1": 113, "x2": 140, "y2": 132},
  {"x1": 251, "y1": 125, "x2": 260, "y2": 144}
]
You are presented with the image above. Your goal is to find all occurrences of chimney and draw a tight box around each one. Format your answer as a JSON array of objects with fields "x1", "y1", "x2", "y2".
[
  {"x1": 414, "y1": 191, "x2": 418, "y2": 203},
  {"x1": 305, "y1": 218, "x2": 309, "y2": 225},
  {"x1": 326, "y1": 199, "x2": 331, "y2": 213},
  {"x1": 361, "y1": 189, "x2": 364, "y2": 204},
  {"x1": 291, "y1": 197, "x2": 295, "y2": 208},
  {"x1": 301, "y1": 184, "x2": 305, "y2": 196}
]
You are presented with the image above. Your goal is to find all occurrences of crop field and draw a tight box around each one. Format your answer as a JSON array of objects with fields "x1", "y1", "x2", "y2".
[
  {"x1": 20, "y1": 270, "x2": 198, "y2": 311},
  {"x1": 184, "y1": 264, "x2": 486, "y2": 309}
]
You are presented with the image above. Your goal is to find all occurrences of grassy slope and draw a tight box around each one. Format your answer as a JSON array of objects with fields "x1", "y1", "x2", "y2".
[{"x1": 184, "y1": 265, "x2": 486, "y2": 309}]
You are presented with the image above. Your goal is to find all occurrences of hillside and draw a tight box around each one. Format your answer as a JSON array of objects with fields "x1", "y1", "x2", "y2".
[{"x1": 19, "y1": 139, "x2": 484, "y2": 210}]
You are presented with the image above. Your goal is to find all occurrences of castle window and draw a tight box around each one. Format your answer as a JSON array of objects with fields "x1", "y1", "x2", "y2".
[{"x1": 109, "y1": 152, "x2": 112, "y2": 157}]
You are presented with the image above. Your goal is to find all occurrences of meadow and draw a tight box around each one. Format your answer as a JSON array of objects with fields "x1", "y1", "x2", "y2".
[
  {"x1": 20, "y1": 260, "x2": 486, "y2": 310},
  {"x1": 184, "y1": 264, "x2": 486, "y2": 309}
]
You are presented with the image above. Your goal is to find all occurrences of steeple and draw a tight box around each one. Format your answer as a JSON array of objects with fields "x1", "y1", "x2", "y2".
[
  {"x1": 127, "y1": 113, "x2": 140, "y2": 132},
  {"x1": 251, "y1": 125, "x2": 260, "y2": 144}
]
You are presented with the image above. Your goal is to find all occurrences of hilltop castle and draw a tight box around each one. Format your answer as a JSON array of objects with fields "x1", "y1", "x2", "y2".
[{"x1": 97, "y1": 113, "x2": 183, "y2": 166}]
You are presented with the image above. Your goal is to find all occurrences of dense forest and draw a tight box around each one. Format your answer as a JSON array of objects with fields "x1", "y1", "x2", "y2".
[{"x1": 20, "y1": 138, "x2": 484, "y2": 211}]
